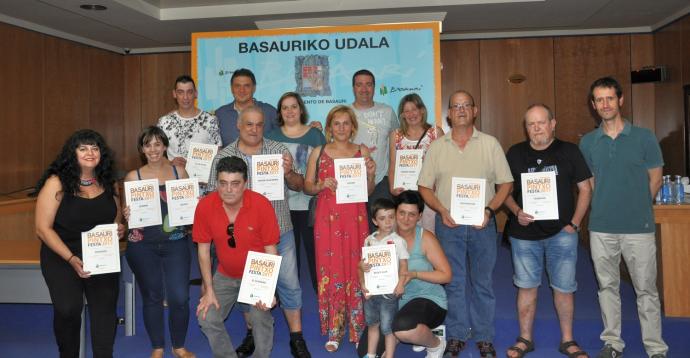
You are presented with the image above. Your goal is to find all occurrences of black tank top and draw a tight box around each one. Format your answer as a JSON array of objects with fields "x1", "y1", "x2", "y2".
[{"x1": 53, "y1": 189, "x2": 117, "y2": 253}]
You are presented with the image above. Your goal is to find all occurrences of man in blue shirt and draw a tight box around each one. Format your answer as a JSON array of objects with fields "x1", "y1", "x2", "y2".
[
  {"x1": 579, "y1": 77, "x2": 668, "y2": 358},
  {"x1": 215, "y1": 68, "x2": 279, "y2": 147}
]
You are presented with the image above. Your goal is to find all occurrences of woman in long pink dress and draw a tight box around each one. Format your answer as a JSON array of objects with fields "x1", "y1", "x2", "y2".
[{"x1": 304, "y1": 105, "x2": 376, "y2": 352}]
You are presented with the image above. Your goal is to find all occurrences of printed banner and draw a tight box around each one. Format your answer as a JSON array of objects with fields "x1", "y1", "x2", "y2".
[{"x1": 192, "y1": 22, "x2": 441, "y2": 126}]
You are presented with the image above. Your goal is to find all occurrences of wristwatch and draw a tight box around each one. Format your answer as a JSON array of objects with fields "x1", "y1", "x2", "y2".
[
  {"x1": 569, "y1": 222, "x2": 580, "y2": 232},
  {"x1": 484, "y1": 206, "x2": 495, "y2": 218}
]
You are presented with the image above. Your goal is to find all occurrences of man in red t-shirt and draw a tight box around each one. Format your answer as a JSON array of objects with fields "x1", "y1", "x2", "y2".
[{"x1": 194, "y1": 156, "x2": 279, "y2": 358}]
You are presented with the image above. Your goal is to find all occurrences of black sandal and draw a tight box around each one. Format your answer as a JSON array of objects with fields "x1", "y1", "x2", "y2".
[
  {"x1": 507, "y1": 336, "x2": 535, "y2": 358},
  {"x1": 558, "y1": 340, "x2": 589, "y2": 358}
]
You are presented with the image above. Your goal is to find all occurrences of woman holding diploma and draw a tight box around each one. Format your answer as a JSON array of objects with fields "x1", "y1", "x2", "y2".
[
  {"x1": 34, "y1": 129, "x2": 124, "y2": 358},
  {"x1": 388, "y1": 93, "x2": 443, "y2": 233},
  {"x1": 304, "y1": 105, "x2": 375, "y2": 352},
  {"x1": 266, "y1": 92, "x2": 326, "y2": 293},
  {"x1": 123, "y1": 126, "x2": 195, "y2": 358}
]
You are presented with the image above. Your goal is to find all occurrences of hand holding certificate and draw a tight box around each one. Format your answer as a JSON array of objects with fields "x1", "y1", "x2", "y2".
[
  {"x1": 362, "y1": 245, "x2": 399, "y2": 296},
  {"x1": 185, "y1": 142, "x2": 218, "y2": 183},
  {"x1": 251, "y1": 154, "x2": 285, "y2": 201},
  {"x1": 450, "y1": 177, "x2": 486, "y2": 226},
  {"x1": 238, "y1": 251, "x2": 282, "y2": 306},
  {"x1": 165, "y1": 178, "x2": 200, "y2": 227},
  {"x1": 521, "y1": 171, "x2": 559, "y2": 220},
  {"x1": 124, "y1": 179, "x2": 162, "y2": 229},
  {"x1": 393, "y1": 149, "x2": 424, "y2": 190},
  {"x1": 334, "y1": 157, "x2": 368, "y2": 204},
  {"x1": 81, "y1": 224, "x2": 120, "y2": 275}
]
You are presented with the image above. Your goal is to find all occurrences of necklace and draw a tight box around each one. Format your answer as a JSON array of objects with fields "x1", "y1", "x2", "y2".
[{"x1": 80, "y1": 178, "x2": 97, "y2": 186}]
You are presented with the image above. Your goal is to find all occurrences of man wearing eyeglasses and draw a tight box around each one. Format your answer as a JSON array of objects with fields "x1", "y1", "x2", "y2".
[
  {"x1": 194, "y1": 156, "x2": 279, "y2": 358},
  {"x1": 418, "y1": 90, "x2": 513, "y2": 357},
  {"x1": 206, "y1": 106, "x2": 311, "y2": 358}
]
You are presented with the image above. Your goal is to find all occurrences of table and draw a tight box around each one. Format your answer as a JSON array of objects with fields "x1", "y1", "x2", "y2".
[{"x1": 654, "y1": 204, "x2": 690, "y2": 317}]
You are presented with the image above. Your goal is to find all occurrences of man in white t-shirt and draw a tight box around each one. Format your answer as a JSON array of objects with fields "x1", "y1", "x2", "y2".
[
  {"x1": 157, "y1": 75, "x2": 222, "y2": 167},
  {"x1": 349, "y1": 70, "x2": 400, "y2": 230}
]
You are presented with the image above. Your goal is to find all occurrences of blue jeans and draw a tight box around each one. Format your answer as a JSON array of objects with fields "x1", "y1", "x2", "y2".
[
  {"x1": 239, "y1": 230, "x2": 302, "y2": 312},
  {"x1": 509, "y1": 229, "x2": 578, "y2": 293},
  {"x1": 364, "y1": 295, "x2": 399, "y2": 335},
  {"x1": 126, "y1": 237, "x2": 191, "y2": 349},
  {"x1": 435, "y1": 215, "x2": 497, "y2": 342}
]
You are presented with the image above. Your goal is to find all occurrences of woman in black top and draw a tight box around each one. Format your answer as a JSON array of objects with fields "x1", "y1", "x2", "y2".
[{"x1": 34, "y1": 129, "x2": 124, "y2": 358}]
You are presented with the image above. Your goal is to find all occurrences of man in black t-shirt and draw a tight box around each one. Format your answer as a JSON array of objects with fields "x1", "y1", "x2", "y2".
[{"x1": 504, "y1": 104, "x2": 592, "y2": 358}]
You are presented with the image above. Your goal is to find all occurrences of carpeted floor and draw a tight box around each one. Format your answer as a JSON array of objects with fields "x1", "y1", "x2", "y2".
[{"x1": 1, "y1": 236, "x2": 688, "y2": 357}]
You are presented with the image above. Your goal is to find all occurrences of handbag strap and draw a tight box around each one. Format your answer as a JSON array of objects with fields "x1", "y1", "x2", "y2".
[{"x1": 414, "y1": 127, "x2": 429, "y2": 149}]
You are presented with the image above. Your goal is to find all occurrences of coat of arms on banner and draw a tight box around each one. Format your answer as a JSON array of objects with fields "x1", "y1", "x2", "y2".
[{"x1": 295, "y1": 55, "x2": 331, "y2": 97}]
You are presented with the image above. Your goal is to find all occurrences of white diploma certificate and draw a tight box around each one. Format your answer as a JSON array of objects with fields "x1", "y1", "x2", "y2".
[
  {"x1": 124, "y1": 179, "x2": 162, "y2": 229},
  {"x1": 393, "y1": 149, "x2": 424, "y2": 190},
  {"x1": 450, "y1": 177, "x2": 486, "y2": 226},
  {"x1": 185, "y1": 142, "x2": 218, "y2": 183},
  {"x1": 251, "y1": 154, "x2": 284, "y2": 201},
  {"x1": 362, "y1": 244, "x2": 399, "y2": 296},
  {"x1": 165, "y1": 178, "x2": 200, "y2": 227},
  {"x1": 81, "y1": 224, "x2": 120, "y2": 275},
  {"x1": 238, "y1": 251, "x2": 283, "y2": 306},
  {"x1": 521, "y1": 171, "x2": 559, "y2": 220},
  {"x1": 334, "y1": 157, "x2": 368, "y2": 204}
]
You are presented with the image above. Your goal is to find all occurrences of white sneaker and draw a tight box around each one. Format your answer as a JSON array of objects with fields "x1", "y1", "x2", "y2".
[
  {"x1": 425, "y1": 337, "x2": 446, "y2": 358},
  {"x1": 412, "y1": 345, "x2": 425, "y2": 352}
]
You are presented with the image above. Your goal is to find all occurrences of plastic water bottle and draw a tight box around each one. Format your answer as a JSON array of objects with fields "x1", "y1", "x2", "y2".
[
  {"x1": 661, "y1": 175, "x2": 672, "y2": 204},
  {"x1": 675, "y1": 175, "x2": 685, "y2": 204}
]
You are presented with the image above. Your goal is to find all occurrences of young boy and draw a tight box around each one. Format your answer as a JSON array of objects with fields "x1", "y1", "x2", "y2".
[{"x1": 359, "y1": 198, "x2": 409, "y2": 358}]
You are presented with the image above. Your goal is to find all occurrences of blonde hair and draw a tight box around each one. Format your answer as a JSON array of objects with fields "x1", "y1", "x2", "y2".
[
  {"x1": 397, "y1": 93, "x2": 430, "y2": 136},
  {"x1": 325, "y1": 105, "x2": 358, "y2": 142}
]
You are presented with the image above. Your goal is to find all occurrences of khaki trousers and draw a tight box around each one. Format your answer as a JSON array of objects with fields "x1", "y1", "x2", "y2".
[{"x1": 589, "y1": 231, "x2": 668, "y2": 356}]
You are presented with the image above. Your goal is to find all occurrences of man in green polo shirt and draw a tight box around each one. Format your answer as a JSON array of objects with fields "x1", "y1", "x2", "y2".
[{"x1": 579, "y1": 76, "x2": 668, "y2": 358}]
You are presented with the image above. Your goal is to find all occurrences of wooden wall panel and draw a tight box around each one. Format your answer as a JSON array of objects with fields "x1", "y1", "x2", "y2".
[
  {"x1": 123, "y1": 56, "x2": 143, "y2": 171},
  {"x1": 654, "y1": 21, "x2": 685, "y2": 176},
  {"x1": 140, "y1": 53, "x2": 191, "y2": 127},
  {"x1": 554, "y1": 35, "x2": 632, "y2": 144},
  {"x1": 479, "y1": 38, "x2": 555, "y2": 150},
  {"x1": 43, "y1": 36, "x2": 90, "y2": 163},
  {"x1": 630, "y1": 34, "x2": 656, "y2": 131},
  {"x1": 0, "y1": 23, "x2": 44, "y2": 194},
  {"x1": 683, "y1": 16, "x2": 690, "y2": 87},
  {"x1": 88, "y1": 49, "x2": 125, "y2": 173},
  {"x1": 440, "y1": 41, "x2": 480, "y2": 128}
]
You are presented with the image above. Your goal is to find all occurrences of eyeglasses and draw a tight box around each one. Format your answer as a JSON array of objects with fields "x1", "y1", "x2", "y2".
[
  {"x1": 450, "y1": 103, "x2": 474, "y2": 111},
  {"x1": 227, "y1": 224, "x2": 236, "y2": 248}
]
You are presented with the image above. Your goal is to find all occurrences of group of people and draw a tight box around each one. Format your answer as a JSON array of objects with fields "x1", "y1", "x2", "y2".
[{"x1": 32, "y1": 67, "x2": 668, "y2": 358}]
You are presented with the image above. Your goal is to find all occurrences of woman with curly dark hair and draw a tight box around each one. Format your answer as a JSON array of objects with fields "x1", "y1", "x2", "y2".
[{"x1": 34, "y1": 129, "x2": 124, "y2": 358}]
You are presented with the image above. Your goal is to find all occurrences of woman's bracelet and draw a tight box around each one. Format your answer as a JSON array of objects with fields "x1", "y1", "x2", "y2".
[{"x1": 66, "y1": 254, "x2": 75, "y2": 263}]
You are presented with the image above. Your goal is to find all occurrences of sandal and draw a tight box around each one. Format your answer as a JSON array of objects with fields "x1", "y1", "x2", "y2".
[
  {"x1": 507, "y1": 337, "x2": 534, "y2": 358},
  {"x1": 324, "y1": 340, "x2": 339, "y2": 352},
  {"x1": 558, "y1": 340, "x2": 589, "y2": 358}
]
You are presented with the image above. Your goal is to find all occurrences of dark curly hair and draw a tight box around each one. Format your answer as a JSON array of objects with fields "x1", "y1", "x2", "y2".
[{"x1": 33, "y1": 129, "x2": 117, "y2": 196}]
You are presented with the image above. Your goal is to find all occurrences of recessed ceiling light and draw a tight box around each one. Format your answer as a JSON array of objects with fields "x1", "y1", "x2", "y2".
[{"x1": 79, "y1": 4, "x2": 107, "y2": 11}]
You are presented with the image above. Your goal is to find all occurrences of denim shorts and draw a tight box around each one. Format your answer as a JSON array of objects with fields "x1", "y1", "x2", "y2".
[
  {"x1": 364, "y1": 294, "x2": 399, "y2": 335},
  {"x1": 510, "y1": 229, "x2": 578, "y2": 293}
]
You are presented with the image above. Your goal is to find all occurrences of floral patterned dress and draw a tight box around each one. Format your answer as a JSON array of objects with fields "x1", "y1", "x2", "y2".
[{"x1": 314, "y1": 148, "x2": 368, "y2": 343}]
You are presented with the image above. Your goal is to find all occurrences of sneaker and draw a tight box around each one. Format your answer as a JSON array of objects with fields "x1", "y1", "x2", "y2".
[
  {"x1": 426, "y1": 337, "x2": 446, "y2": 358},
  {"x1": 476, "y1": 341, "x2": 496, "y2": 358},
  {"x1": 289, "y1": 337, "x2": 312, "y2": 358},
  {"x1": 444, "y1": 339, "x2": 465, "y2": 357},
  {"x1": 235, "y1": 331, "x2": 255, "y2": 358},
  {"x1": 596, "y1": 344, "x2": 623, "y2": 358}
]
